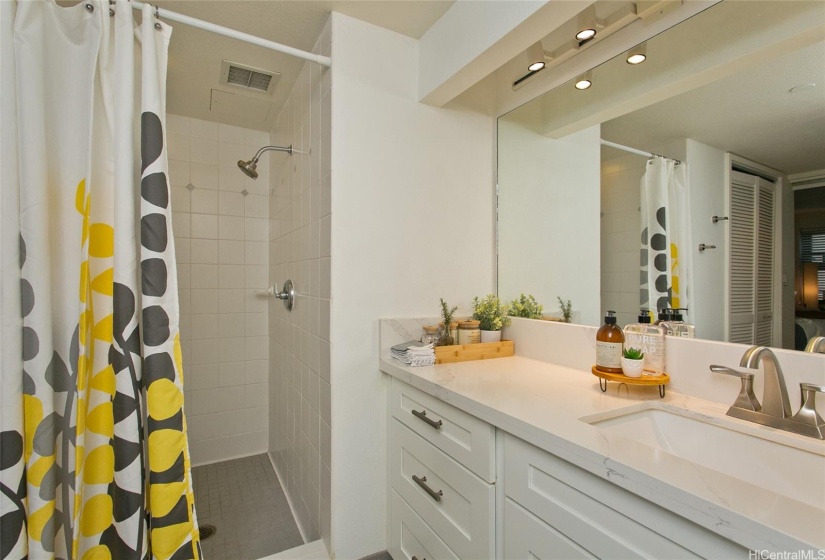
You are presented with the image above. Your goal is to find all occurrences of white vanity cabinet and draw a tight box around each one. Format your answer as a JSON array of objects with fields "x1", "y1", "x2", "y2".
[
  {"x1": 503, "y1": 434, "x2": 747, "y2": 559},
  {"x1": 388, "y1": 379, "x2": 496, "y2": 560},
  {"x1": 387, "y1": 376, "x2": 753, "y2": 560}
]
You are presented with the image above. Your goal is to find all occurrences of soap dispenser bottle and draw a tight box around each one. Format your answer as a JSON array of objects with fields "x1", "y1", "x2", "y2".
[
  {"x1": 596, "y1": 310, "x2": 624, "y2": 373},
  {"x1": 624, "y1": 309, "x2": 665, "y2": 376},
  {"x1": 668, "y1": 308, "x2": 695, "y2": 338},
  {"x1": 657, "y1": 308, "x2": 676, "y2": 335}
]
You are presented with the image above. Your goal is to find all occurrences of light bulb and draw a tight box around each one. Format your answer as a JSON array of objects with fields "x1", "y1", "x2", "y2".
[{"x1": 576, "y1": 28, "x2": 596, "y2": 41}]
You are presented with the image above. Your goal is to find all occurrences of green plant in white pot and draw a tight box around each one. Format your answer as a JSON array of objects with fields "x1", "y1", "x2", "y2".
[
  {"x1": 621, "y1": 347, "x2": 645, "y2": 378},
  {"x1": 472, "y1": 294, "x2": 511, "y2": 343}
]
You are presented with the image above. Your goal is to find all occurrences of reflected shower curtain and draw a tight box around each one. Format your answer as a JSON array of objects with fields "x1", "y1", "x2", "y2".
[
  {"x1": 640, "y1": 157, "x2": 692, "y2": 318},
  {"x1": 1, "y1": 1, "x2": 199, "y2": 558}
]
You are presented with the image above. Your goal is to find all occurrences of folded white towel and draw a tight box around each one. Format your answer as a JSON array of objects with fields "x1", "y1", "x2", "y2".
[{"x1": 391, "y1": 341, "x2": 435, "y2": 367}]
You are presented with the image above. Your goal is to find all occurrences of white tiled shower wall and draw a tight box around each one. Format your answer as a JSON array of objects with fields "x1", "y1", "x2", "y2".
[
  {"x1": 268, "y1": 19, "x2": 331, "y2": 544},
  {"x1": 167, "y1": 113, "x2": 271, "y2": 466},
  {"x1": 600, "y1": 152, "x2": 646, "y2": 328}
]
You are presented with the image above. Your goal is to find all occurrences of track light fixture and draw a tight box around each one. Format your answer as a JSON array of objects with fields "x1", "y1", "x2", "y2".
[
  {"x1": 626, "y1": 42, "x2": 647, "y2": 65},
  {"x1": 576, "y1": 28, "x2": 596, "y2": 42},
  {"x1": 574, "y1": 71, "x2": 592, "y2": 90}
]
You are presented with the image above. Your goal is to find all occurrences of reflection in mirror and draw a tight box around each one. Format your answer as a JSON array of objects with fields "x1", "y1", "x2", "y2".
[{"x1": 497, "y1": 1, "x2": 825, "y2": 351}]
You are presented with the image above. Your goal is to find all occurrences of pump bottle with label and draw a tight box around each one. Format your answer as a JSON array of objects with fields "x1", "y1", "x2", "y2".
[
  {"x1": 596, "y1": 310, "x2": 624, "y2": 373},
  {"x1": 623, "y1": 309, "x2": 666, "y2": 375}
]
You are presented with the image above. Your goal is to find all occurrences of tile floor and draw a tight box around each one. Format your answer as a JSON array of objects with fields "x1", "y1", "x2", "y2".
[{"x1": 193, "y1": 454, "x2": 303, "y2": 559}]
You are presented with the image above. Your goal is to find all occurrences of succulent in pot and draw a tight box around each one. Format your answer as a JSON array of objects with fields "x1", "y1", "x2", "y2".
[{"x1": 621, "y1": 347, "x2": 645, "y2": 378}]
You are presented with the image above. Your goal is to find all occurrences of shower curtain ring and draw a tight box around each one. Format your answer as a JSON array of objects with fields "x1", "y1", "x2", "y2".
[{"x1": 154, "y1": 5, "x2": 162, "y2": 30}]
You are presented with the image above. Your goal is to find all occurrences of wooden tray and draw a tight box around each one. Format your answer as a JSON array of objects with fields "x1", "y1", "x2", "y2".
[
  {"x1": 435, "y1": 340, "x2": 514, "y2": 364},
  {"x1": 591, "y1": 365, "x2": 670, "y2": 397}
]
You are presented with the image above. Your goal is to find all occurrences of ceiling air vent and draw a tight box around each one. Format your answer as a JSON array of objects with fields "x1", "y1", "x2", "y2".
[{"x1": 220, "y1": 60, "x2": 280, "y2": 95}]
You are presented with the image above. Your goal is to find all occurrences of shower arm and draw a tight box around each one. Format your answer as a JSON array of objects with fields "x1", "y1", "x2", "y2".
[{"x1": 250, "y1": 145, "x2": 294, "y2": 163}]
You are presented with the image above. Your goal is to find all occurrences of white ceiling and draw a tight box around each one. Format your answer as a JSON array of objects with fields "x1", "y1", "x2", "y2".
[
  {"x1": 601, "y1": 40, "x2": 825, "y2": 175},
  {"x1": 153, "y1": 0, "x2": 454, "y2": 131}
]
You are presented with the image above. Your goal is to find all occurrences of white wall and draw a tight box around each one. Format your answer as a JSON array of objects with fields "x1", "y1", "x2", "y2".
[
  {"x1": 268, "y1": 19, "x2": 332, "y2": 546},
  {"x1": 167, "y1": 114, "x2": 271, "y2": 466},
  {"x1": 498, "y1": 120, "x2": 601, "y2": 326},
  {"x1": 685, "y1": 139, "x2": 726, "y2": 341},
  {"x1": 329, "y1": 13, "x2": 495, "y2": 559}
]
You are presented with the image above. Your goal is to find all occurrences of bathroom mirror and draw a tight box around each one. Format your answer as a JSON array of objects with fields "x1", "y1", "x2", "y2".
[{"x1": 497, "y1": 0, "x2": 825, "y2": 351}]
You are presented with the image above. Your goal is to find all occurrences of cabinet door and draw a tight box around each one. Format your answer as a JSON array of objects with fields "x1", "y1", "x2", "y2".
[
  {"x1": 504, "y1": 498, "x2": 594, "y2": 560},
  {"x1": 504, "y1": 434, "x2": 744, "y2": 559}
]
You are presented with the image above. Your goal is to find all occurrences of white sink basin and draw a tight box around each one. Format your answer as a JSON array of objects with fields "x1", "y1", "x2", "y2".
[{"x1": 584, "y1": 405, "x2": 825, "y2": 510}]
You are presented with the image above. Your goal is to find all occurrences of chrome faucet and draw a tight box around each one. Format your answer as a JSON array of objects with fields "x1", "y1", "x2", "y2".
[
  {"x1": 711, "y1": 346, "x2": 825, "y2": 439},
  {"x1": 805, "y1": 336, "x2": 825, "y2": 353},
  {"x1": 739, "y1": 346, "x2": 792, "y2": 418}
]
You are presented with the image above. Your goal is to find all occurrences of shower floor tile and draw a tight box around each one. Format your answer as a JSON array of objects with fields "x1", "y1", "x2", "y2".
[{"x1": 192, "y1": 454, "x2": 303, "y2": 559}]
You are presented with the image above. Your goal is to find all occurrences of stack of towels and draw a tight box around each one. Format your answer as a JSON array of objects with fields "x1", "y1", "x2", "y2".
[{"x1": 391, "y1": 341, "x2": 436, "y2": 367}]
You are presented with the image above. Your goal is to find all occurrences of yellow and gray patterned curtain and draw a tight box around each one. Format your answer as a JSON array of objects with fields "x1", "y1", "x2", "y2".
[
  {"x1": 0, "y1": 1, "x2": 199, "y2": 558},
  {"x1": 640, "y1": 157, "x2": 693, "y2": 319}
]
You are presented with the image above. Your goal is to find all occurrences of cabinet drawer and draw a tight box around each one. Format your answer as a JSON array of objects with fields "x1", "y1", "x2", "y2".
[
  {"x1": 391, "y1": 379, "x2": 495, "y2": 482},
  {"x1": 391, "y1": 419, "x2": 494, "y2": 560},
  {"x1": 504, "y1": 434, "x2": 744, "y2": 559},
  {"x1": 504, "y1": 498, "x2": 594, "y2": 559},
  {"x1": 389, "y1": 490, "x2": 459, "y2": 560}
]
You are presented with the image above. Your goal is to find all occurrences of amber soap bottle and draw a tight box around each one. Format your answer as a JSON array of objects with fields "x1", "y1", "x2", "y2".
[{"x1": 596, "y1": 310, "x2": 624, "y2": 373}]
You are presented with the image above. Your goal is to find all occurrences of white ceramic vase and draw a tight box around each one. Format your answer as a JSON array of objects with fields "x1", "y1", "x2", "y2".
[
  {"x1": 621, "y1": 357, "x2": 645, "y2": 378},
  {"x1": 480, "y1": 330, "x2": 502, "y2": 343}
]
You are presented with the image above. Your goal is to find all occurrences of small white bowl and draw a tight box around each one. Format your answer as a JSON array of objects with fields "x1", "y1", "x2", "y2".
[{"x1": 621, "y1": 357, "x2": 645, "y2": 378}]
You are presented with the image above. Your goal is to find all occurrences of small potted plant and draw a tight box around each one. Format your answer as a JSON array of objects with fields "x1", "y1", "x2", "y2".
[
  {"x1": 472, "y1": 294, "x2": 511, "y2": 343},
  {"x1": 509, "y1": 294, "x2": 543, "y2": 319},
  {"x1": 621, "y1": 347, "x2": 645, "y2": 378},
  {"x1": 438, "y1": 298, "x2": 458, "y2": 346}
]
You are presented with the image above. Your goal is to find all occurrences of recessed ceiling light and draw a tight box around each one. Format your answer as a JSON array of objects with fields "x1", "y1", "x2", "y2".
[
  {"x1": 626, "y1": 53, "x2": 646, "y2": 65},
  {"x1": 576, "y1": 28, "x2": 597, "y2": 41},
  {"x1": 528, "y1": 61, "x2": 546, "y2": 72},
  {"x1": 789, "y1": 83, "x2": 816, "y2": 94}
]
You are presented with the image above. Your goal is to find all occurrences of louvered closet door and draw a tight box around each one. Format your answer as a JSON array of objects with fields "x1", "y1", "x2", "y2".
[
  {"x1": 755, "y1": 180, "x2": 775, "y2": 345},
  {"x1": 728, "y1": 170, "x2": 775, "y2": 345}
]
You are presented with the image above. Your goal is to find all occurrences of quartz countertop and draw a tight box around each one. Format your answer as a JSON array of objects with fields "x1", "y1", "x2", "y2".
[{"x1": 379, "y1": 354, "x2": 825, "y2": 552}]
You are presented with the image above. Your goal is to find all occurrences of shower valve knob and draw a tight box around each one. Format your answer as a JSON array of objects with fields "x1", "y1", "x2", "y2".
[{"x1": 272, "y1": 279, "x2": 295, "y2": 311}]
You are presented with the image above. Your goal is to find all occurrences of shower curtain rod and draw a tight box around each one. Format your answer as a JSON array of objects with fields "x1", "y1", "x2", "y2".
[
  {"x1": 600, "y1": 139, "x2": 681, "y2": 164},
  {"x1": 129, "y1": 0, "x2": 332, "y2": 67}
]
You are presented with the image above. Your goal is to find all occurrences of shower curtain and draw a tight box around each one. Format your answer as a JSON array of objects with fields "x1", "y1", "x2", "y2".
[
  {"x1": 640, "y1": 156, "x2": 692, "y2": 319},
  {"x1": 1, "y1": 1, "x2": 199, "y2": 558}
]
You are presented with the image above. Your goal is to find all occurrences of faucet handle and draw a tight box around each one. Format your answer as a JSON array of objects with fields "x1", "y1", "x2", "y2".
[
  {"x1": 790, "y1": 383, "x2": 825, "y2": 434},
  {"x1": 800, "y1": 383, "x2": 825, "y2": 394},
  {"x1": 710, "y1": 365, "x2": 762, "y2": 411}
]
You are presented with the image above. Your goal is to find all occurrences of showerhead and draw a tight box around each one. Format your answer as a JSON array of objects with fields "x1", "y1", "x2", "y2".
[
  {"x1": 237, "y1": 144, "x2": 293, "y2": 180},
  {"x1": 237, "y1": 158, "x2": 259, "y2": 179}
]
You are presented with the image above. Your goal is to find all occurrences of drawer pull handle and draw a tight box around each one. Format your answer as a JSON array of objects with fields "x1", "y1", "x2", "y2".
[
  {"x1": 412, "y1": 409, "x2": 442, "y2": 430},
  {"x1": 412, "y1": 475, "x2": 443, "y2": 502},
  {"x1": 412, "y1": 557, "x2": 426, "y2": 560}
]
